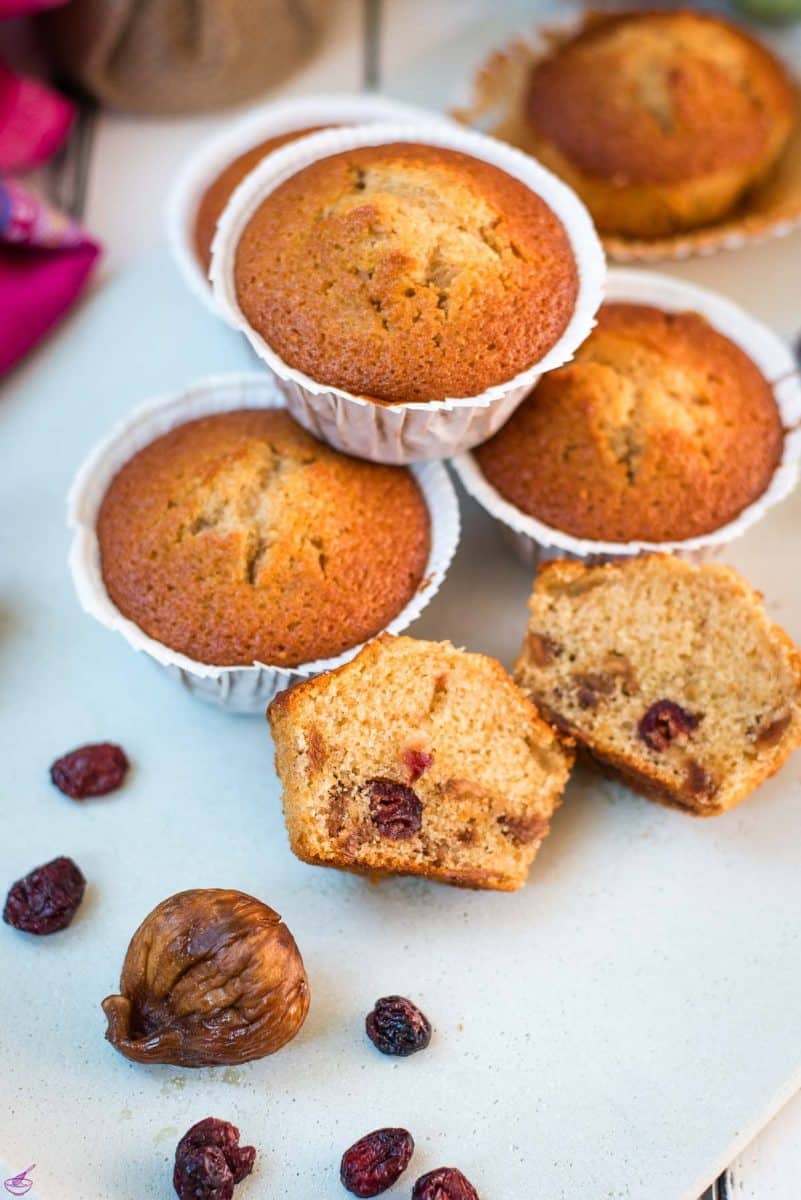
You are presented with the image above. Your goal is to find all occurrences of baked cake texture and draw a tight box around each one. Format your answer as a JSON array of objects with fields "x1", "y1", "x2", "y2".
[
  {"x1": 268, "y1": 635, "x2": 574, "y2": 890},
  {"x1": 97, "y1": 410, "x2": 430, "y2": 668},
  {"x1": 194, "y1": 127, "x2": 323, "y2": 273},
  {"x1": 474, "y1": 303, "x2": 783, "y2": 544},
  {"x1": 515, "y1": 556, "x2": 801, "y2": 816},
  {"x1": 524, "y1": 10, "x2": 795, "y2": 237},
  {"x1": 234, "y1": 141, "x2": 579, "y2": 403}
]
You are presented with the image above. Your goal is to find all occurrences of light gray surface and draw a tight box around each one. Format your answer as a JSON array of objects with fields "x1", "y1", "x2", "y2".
[{"x1": 2, "y1": 251, "x2": 801, "y2": 1199}]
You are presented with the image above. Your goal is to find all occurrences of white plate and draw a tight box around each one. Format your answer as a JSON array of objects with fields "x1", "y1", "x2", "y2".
[{"x1": 1, "y1": 250, "x2": 801, "y2": 1200}]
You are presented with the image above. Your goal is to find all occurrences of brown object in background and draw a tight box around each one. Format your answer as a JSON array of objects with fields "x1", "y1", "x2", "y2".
[{"x1": 37, "y1": 0, "x2": 324, "y2": 115}]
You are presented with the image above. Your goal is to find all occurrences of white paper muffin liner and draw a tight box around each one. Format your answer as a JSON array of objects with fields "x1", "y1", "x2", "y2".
[
  {"x1": 67, "y1": 373, "x2": 460, "y2": 714},
  {"x1": 210, "y1": 121, "x2": 605, "y2": 465},
  {"x1": 451, "y1": 268, "x2": 801, "y2": 568},
  {"x1": 167, "y1": 93, "x2": 455, "y2": 318}
]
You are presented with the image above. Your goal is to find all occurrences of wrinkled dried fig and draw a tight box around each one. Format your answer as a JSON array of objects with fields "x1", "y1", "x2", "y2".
[{"x1": 102, "y1": 888, "x2": 309, "y2": 1067}]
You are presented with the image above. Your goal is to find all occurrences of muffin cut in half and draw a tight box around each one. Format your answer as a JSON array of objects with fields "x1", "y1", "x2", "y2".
[
  {"x1": 474, "y1": 302, "x2": 784, "y2": 544},
  {"x1": 523, "y1": 9, "x2": 795, "y2": 238},
  {"x1": 268, "y1": 635, "x2": 574, "y2": 890},
  {"x1": 515, "y1": 556, "x2": 801, "y2": 816}
]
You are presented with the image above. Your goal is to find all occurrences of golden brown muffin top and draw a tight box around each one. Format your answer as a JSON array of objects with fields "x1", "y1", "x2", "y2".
[
  {"x1": 525, "y1": 10, "x2": 794, "y2": 187},
  {"x1": 234, "y1": 142, "x2": 579, "y2": 404},
  {"x1": 475, "y1": 302, "x2": 784, "y2": 543},
  {"x1": 97, "y1": 409, "x2": 431, "y2": 667},
  {"x1": 193, "y1": 127, "x2": 325, "y2": 275}
]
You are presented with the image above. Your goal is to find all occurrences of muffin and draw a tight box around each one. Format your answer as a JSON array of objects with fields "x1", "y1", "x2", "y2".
[
  {"x1": 233, "y1": 141, "x2": 579, "y2": 404},
  {"x1": 474, "y1": 302, "x2": 784, "y2": 544},
  {"x1": 193, "y1": 126, "x2": 325, "y2": 273},
  {"x1": 515, "y1": 556, "x2": 801, "y2": 816},
  {"x1": 96, "y1": 409, "x2": 431, "y2": 668},
  {"x1": 268, "y1": 635, "x2": 574, "y2": 890},
  {"x1": 523, "y1": 10, "x2": 795, "y2": 238}
]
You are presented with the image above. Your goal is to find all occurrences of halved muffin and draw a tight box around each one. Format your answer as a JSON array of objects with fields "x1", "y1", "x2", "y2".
[
  {"x1": 269, "y1": 635, "x2": 573, "y2": 890},
  {"x1": 515, "y1": 555, "x2": 801, "y2": 815}
]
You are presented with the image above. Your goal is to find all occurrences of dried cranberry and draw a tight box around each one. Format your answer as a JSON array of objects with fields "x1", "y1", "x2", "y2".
[
  {"x1": 173, "y1": 1119, "x2": 255, "y2": 1200},
  {"x1": 366, "y1": 995, "x2": 431, "y2": 1057},
  {"x1": 174, "y1": 1146, "x2": 233, "y2": 1200},
  {"x1": 412, "y1": 1167, "x2": 480, "y2": 1200},
  {"x1": 637, "y1": 700, "x2": 699, "y2": 752},
  {"x1": 3, "y1": 856, "x2": 86, "y2": 935},
  {"x1": 340, "y1": 1128, "x2": 414, "y2": 1197},
  {"x1": 50, "y1": 742, "x2": 129, "y2": 799},
  {"x1": 366, "y1": 779, "x2": 423, "y2": 839},
  {"x1": 403, "y1": 748, "x2": 435, "y2": 783}
]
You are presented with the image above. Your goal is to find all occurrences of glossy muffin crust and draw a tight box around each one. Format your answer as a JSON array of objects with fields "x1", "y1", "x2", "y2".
[
  {"x1": 193, "y1": 126, "x2": 324, "y2": 273},
  {"x1": 97, "y1": 409, "x2": 430, "y2": 667},
  {"x1": 524, "y1": 10, "x2": 795, "y2": 237},
  {"x1": 475, "y1": 302, "x2": 783, "y2": 544},
  {"x1": 234, "y1": 142, "x2": 579, "y2": 403}
]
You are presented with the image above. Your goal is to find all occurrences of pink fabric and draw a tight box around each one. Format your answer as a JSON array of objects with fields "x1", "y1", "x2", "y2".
[
  {"x1": 0, "y1": 179, "x2": 100, "y2": 374},
  {"x1": 0, "y1": 61, "x2": 74, "y2": 171},
  {"x1": 0, "y1": 0, "x2": 65, "y2": 16}
]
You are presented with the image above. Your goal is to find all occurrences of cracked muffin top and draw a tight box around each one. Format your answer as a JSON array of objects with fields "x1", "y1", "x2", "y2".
[
  {"x1": 193, "y1": 126, "x2": 325, "y2": 274},
  {"x1": 526, "y1": 11, "x2": 793, "y2": 188},
  {"x1": 96, "y1": 409, "x2": 431, "y2": 667},
  {"x1": 523, "y1": 10, "x2": 795, "y2": 237},
  {"x1": 233, "y1": 142, "x2": 579, "y2": 404},
  {"x1": 474, "y1": 302, "x2": 784, "y2": 544}
]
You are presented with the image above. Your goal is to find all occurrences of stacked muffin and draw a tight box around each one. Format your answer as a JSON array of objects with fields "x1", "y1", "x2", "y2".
[{"x1": 232, "y1": 142, "x2": 580, "y2": 404}]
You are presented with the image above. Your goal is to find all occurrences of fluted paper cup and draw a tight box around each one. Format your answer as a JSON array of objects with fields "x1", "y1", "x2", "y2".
[
  {"x1": 210, "y1": 121, "x2": 605, "y2": 464},
  {"x1": 67, "y1": 373, "x2": 460, "y2": 714},
  {"x1": 451, "y1": 268, "x2": 801, "y2": 568},
  {"x1": 167, "y1": 93, "x2": 455, "y2": 317}
]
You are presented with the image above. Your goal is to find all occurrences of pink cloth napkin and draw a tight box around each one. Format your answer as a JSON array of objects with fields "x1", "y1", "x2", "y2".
[
  {"x1": 0, "y1": 0, "x2": 101, "y2": 375},
  {"x1": 0, "y1": 0, "x2": 64, "y2": 13},
  {"x1": 0, "y1": 59, "x2": 75, "y2": 172},
  {"x1": 0, "y1": 178, "x2": 100, "y2": 374}
]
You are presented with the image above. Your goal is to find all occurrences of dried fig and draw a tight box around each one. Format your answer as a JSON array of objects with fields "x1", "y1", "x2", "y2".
[{"x1": 102, "y1": 888, "x2": 309, "y2": 1067}]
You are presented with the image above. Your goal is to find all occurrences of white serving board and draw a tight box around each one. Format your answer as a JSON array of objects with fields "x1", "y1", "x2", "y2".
[{"x1": 2, "y1": 250, "x2": 801, "y2": 1200}]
